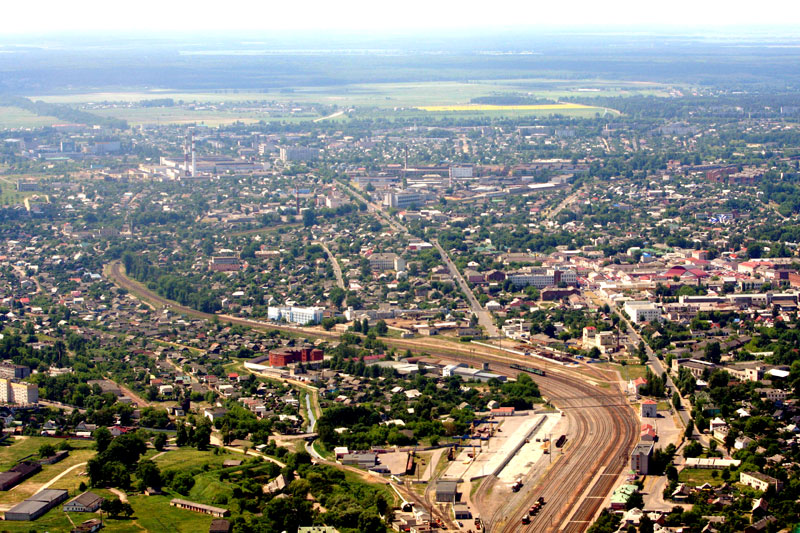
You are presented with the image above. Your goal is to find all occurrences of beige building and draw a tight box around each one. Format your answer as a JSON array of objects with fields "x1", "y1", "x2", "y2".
[
  {"x1": 0, "y1": 378, "x2": 39, "y2": 405},
  {"x1": 582, "y1": 327, "x2": 617, "y2": 354},
  {"x1": 369, "y1": 253, "x2": 406, "y2": 272},
  {"x1": 740, "y1": 471, "x2": 783, "y2": 493}
]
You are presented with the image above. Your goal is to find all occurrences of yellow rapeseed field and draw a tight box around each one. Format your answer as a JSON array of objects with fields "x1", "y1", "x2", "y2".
[{"x1": 417, "y1": 103, "x2": 594, "y2": 112}]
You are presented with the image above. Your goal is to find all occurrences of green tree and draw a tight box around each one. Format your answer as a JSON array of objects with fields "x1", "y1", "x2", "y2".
[
  {"x1": 38, "y1": 443, "x2": 56, "y2": 458},
  {"x1": 153, "y1": 433, "x2": 167, "y2": 452},
  {"x1": 94, "y1": 426, "x2": 112, "y2": 453}
]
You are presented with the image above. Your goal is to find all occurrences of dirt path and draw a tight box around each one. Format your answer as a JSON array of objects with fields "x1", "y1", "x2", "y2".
[
  {"x1": 35, "y1": 462, "x2": 87, "y2": 493},
  {"x1": 108, "y1": 487, "x2": 128, "y2": 502},
  {"x1": 114, "y1": 381, "x2": 150, "y2": 408}
]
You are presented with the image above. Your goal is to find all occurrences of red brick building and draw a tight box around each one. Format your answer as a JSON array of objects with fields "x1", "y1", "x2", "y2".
[{"x1": 268, "y1": 346, "x2": 324, "y2": 367}]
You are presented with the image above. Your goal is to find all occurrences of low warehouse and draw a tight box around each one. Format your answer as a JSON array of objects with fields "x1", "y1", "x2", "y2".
[{"x1": 5, "y1": 489, "x2": 69, "y2": 521}]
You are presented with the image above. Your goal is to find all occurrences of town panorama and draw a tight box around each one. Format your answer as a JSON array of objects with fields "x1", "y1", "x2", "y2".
[{"x1": 0, "y1": 28, "x2": 799, "y2": 533}]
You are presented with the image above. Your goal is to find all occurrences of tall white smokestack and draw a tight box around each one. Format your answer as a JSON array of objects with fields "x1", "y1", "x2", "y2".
[{"x1": 191, "y1": 132, "x2": 196, "y2": 177}]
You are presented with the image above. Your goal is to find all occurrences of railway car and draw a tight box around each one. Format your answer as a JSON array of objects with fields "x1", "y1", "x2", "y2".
[
  {"x1": 555, "y1": 434, "x2": 567, "y2": 448},
  {"x1": 509, "y1": 363, "x2": 546, "y2": 376}
]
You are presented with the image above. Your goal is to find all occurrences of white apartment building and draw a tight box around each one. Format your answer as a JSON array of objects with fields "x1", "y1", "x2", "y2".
[
  {"x1": 507, "y1": 268, "x2": 577, "y2": 289},
  {"x1": 383, "y1": 190, "x2": 429, "y2": 209},
  {"x1": 369, "y1": 253, "x2": 406, "y2": 272},
  {"x1": 267, "y1": 306, "x2": 324, "y2": 325},
  {"x1": 624, "y1": 301, "x2": 662, "y2": 324}
]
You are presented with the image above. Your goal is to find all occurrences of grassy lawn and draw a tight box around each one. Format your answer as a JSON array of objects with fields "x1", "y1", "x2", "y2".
[
  {"x1": 0, "y1": 436, "x2": 94, "y2": 470},
  {"x1": 678, "y1": 468, "x2": 725, "y2": 487},
  {"x1": 189, "y1": 471, "x2": 234, "y2": 506},
  {"x1": 151, "y1": 447, "x2": 230, "y2": 472},
  {"x1": 342, "y1": 470, "x2": 398, "y2": 506},
  {"x1": 596, "y1": 362, "x2": 649, "y2": 382},
  {"x1": 30, "y1": 78, "x2": 667, "y2": 109},
  {"x1": 311, "y1": 440, "x2": 334, "y2": 460},
  {"x1": 0, "y1": 447, "x2": 96, "y2": 506},
  {"x1": 128, "y1": 494, "x2": 218, "y2": 532}
]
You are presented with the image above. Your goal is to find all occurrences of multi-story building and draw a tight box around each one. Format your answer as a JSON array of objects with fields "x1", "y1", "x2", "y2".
[
  {"x1": 507, "y1": 267, "x2": 577, "y2": 289},
  {"x1": 279, "y1": 147, "x2": 319, "y2": 162},
  {"x1": 209, "y1": 256, "x2": 241, "y2": 272},
  {"x1": 740, "y1": 471, "x2": 783, "y2": 493},
  {"x1": 449, "y1": 165, "x2": 473, "y2": 179},
  {"x1": 630, "y1": 442, "x2": 654, "y2": 475},
  {"x1": 624, "y1": 301, "x2": 662, "y2": 324},
  {"x1": 267, "y1": 306, "x2": 324, "y2": 325},
  {"x1": 369, "y1": 253, "x2": 406, "y2": 272},
  {"x1": 383, "y1": 190, "x2": 429, "y2": 209},
  {"x1": 267, "y1": 346, "x2": 324, "y2": 367},
  {"x1": 0, "y1": 363, "x2": 31, "y2": 380},
  {"x1": 0, "y1": 378, "x2": 39, "y2": 405},
  {"x1": 582, "y1": 327, "x2": 617, "y2": 354}
]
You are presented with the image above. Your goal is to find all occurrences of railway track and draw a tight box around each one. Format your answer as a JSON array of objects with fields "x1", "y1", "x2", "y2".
[
  {"x1": 106, "y1": 260, "x2": 638, "y2": 532},
  {"x1": 477, "y1": 364, "x2": 637, "y2": 533}
]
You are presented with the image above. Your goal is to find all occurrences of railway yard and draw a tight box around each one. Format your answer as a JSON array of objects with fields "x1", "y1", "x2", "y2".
[{"x1": 108, "y1": 260, "x2": 640, "y2": 533}]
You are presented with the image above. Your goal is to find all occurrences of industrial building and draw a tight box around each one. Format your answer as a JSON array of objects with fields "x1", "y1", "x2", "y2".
[
  {"x1": 435, "y1": 480, "x2": 459, "y2": 503},
  {"x1": 0, "y1": 461, "x2": 42, "y2": 491},
  {"x1": 170, "y1": 498, "x2": 229, "y2": 517}
]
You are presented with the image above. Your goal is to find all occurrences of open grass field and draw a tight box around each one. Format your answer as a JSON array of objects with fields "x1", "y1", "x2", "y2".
[
  {"x1": 31, "y1": 78, "x2": 671, "y2": 107},
  {"x1": 678, "y1": 467, "x2": 725, "y2": 487},
  {"x1": 0, "y1": 492, "x2": 218, "y2": 533},
  {"x1": 89, "y1": 107, "x2": 319, "y2": 127},
  {"x1": 16, "y1": 78, "x2": 680, "y2": 126},
  {"x1": 0, "y1": 106, "x2": 61, "y2": 129},
  {"x1": 151, "y1": 447, "x2": 231, "y2": 472},
  {"x1": 0, "y1": 436, "x2": 93, "y2": 471},
  {"x1": 418, "y1": 102, "x2": 597, "y2": 112},
  {"x1": 0, "y1": 438, "x2": 96, "y2": 506}
]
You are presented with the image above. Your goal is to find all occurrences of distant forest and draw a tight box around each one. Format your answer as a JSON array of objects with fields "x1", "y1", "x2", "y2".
[{"x1": 1, "y1": 33, "x2": 799, "y2": 94}]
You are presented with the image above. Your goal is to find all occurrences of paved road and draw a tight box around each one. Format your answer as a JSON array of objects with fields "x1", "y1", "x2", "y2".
[
  {"x1": 305, "y1": 394, "x2": 317, "y2": 433},
  {"x1": 317, "y1": 241, "x2": 345, "y2": 289},
  {"x1": 433, "y1": 238, "x2": 499, "y2": 337},
  {"x1": 614, "y1": 308, "x2": 691, "y2": 429}
]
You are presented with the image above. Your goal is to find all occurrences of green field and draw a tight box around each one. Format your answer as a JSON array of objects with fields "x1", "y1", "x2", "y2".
[
  {"x1": 17, "y1": 78, "x2": 681, "y2": 125},
  {"x1": 0, "y1": 437, "x2": 96, "y2": 506},
  {"x1": 31, "y1": 78, "x2": 671, "y2": 107},
  {"x1": 678, "y1": 467, "x2": 725, "y2": 487},
  {"x1": 0, "y1": 492, "x2": 217, "y2": 533},
  {"x1": 89, "y1": 107, "x2": 319, "y2": 127},
  {"x1": 0, "y1": 106, "x2": 61, "y2": 129}
]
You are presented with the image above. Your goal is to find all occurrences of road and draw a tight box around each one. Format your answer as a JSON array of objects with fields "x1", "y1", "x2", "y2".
[
  {"x1": 433, "y1": 238, "x2": 499, "y2": 337},
  {"x1": 317, "y1": 240, "x2": 345, "y2": 289},
  {"x1": 108, "y1": 260, "x2": 637, "y2": 532},
  {"x1": 542, "y1": 186, "x2": 583, "y2": 221},
  {"x1": 610, "y1": 302, "x2": 691, "y2": 430}
]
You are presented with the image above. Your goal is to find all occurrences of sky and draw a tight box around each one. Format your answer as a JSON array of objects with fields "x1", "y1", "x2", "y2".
[{"x1": 2, "y1": 0, "x2": 800, "y2": 35}]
